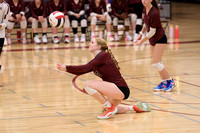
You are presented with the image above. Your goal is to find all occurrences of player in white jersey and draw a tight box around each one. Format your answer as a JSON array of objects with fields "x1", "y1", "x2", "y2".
[{"x1": 0, "y1": 0, "x2": 10, "y2": 71}]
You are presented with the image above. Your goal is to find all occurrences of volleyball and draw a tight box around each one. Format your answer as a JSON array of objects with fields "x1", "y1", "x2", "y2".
[{"x1": 49, "y1": 11, "x2": 65, "y2": 28}]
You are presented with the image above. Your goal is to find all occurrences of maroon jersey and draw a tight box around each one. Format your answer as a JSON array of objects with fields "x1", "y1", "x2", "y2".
[
  {"x1": 128, "y1": 0, "x2": 141, "y2": 4},
  {"x1": 144, "y1": 6, "x2": 165, "y2": 45},
  {"x1": 66, "y1": 51, "x2": 128, "y2": 87},
  {"x1": 111, "y1": 0, "x2": 128, "y2": 16},
  {"x1": 89, "y1": 0, "x2": 107, "y2": 15},
  {"x1": 67, "y1": 0, "x2": 85, "y2": 14},
  {"x1": 48, "y1": 0, "x2": 67, "y2": 15},
  {"x1": 7, "y1": 0, "x2": 25, "y2": 18},
  {"x1": 29, "y1": 1, "x2": 47, "y2": 19},
  {"x1": 128, "y1": 0, "x2": 142, "y2": 13}
]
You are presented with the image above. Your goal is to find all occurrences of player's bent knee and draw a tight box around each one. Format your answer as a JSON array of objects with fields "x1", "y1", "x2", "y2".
[
  {"x1": 152, "y1": 62, "x2": 164, "y2": 71},
  {"x1": 130, "y1": 14, "x2": 137, "y2": 22},
  {"x1": 113, "y1": 17, "x2": 118, "y2": 26},
  {"x1": 91, "y1": 16, "x2": 97, "y2": 25},
  {"x1": 72, "y1": 20, "x2": 78, "y2": 28},
  {"x1": 81, "y1": 19, "x2": 87, "y2": 27}
]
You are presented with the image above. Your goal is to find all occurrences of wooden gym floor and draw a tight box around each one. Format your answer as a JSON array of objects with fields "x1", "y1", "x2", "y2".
[{"x1": 0, "y1": 2, "x2": 200, "y2": 133}]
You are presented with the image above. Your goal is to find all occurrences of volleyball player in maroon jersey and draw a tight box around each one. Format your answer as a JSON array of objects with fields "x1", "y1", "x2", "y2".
[
  {"x1": 6, "y1": 0, "x2": 27, "y2": 44},
  {"x1": 0, "y1": 0, "x2": 10, "y2": 73},
  {"x1": 110, "y1": 0, "x2": 132, "y2": 41},
  {"x1": 29, "y1": 0, "x2": 48, "y2": 44},
  {"x1": 88, "y1": 0, "x2": 114, "y2": 41},
  {"x1": 67, "y1": 0, "x2": 87, "y2": 43},
  {"x1": 128, "y1": 0, "x2": 143, "y2": 41},
  {"x1": 48, "y1": 0, "x2": 70, "y2": 44},
  {"x1": 57, "y1": 38, "x2": 151, "y2": 119},
  {"x1": 135, "y1": 0, "x2": 175, "y2": 92}
]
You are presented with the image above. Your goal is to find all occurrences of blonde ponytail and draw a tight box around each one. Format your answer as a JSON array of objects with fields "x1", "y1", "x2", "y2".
[{"x1": 106, "y1": 48, "x2": 120, "y2": 70}]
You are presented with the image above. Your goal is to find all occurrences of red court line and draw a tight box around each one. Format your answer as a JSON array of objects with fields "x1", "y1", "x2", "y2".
[
  {"x1": 3, "y1": 40, "x2": 200, "y2": 53},
  {"x1": 72, "y1": 75, "x2": 200, "y2": 117}
]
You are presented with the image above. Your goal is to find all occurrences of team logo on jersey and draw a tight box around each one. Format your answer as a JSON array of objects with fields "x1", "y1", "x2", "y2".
[{"x1": 94, "y1": 71, "x2": 103, "y2": 78}]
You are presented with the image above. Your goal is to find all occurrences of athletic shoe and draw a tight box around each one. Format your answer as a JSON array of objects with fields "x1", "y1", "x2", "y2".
[
  {"x1": 97, "y1": 104, "x2": 118, "y2": 119},
  {"x1": 80, "y1": 34, "x2": 86, "y2": 42},
  {"x1": 52, "y1": 36, "x2": 60, "y2": 44},
  {"x1": 64, "y1": 36, "x2": 70, "y2": 43},
  {"x1": 42, "y1": 35, "x2": 48, "y2": 44},
  {"x1": 163, "y1": 79, "x2": 176, "y2": 92},
  {"x1": 153, "y1": 81, "x2": 167, "y2": 91},
  {"x1": 126, "y1": 34, "x2": 133, "y2": 41},
  {"x1": 107, "y1": 35, "x2": 114, "y2": 42},
  {"x1": 34, "y1": 35, "x2": 41, "y2": 44},
  {"x1": 133, "y1": 101, "x2": 151, "y2": 113},
  {"x1": 74, "y1": 35, "x2": 79, "y2": 43}
]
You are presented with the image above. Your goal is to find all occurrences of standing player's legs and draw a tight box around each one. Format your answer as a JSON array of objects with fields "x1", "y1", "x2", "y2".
[
  {"x1": 113, "y1": 17, "x2": 119, "y2": 41},
  {"x1": 6, "y1": 17, "x2": 15, "y2": 45},
  {"x1": 129, "y1": 14, "x2": 137, "y2": 40},
  {"x1": 80, "y1": 15, "x2": 87, "y2": 42},
  {"x1": 70, "y1": 16, "x2": 79, "y2": 42},
  {"x1": 105, "y1": 15, "x2": 114, "y2": 41},
  {"x1": 134, "y1": 3, "x2": 143, "y2": 41},
  {"x1": 52, "y1": 26, "x2": 60, "y2": 44},
  {"x1": 40, "y1": 18, "x2": 48, "y2": 44},
  {"x1": 20, "y1": 16, "x2": 27, "y2": 44},
  {"x1": 124, "y1": 18, "x2": 132, "y2": 41},
  {"x1": 152, "y1": 44, "x2": 175, "y2": 91},
  {"x1": 32, "y1": 18, "x2": 41, "y2": 44},
  {"x1": 88, "y1": 16, "x2": 97, "y2": 38}
]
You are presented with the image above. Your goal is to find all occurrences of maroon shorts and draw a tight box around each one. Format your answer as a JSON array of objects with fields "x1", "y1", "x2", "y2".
[{"x1": 117, "y1": 86, "x2": 130, "y2": 100}]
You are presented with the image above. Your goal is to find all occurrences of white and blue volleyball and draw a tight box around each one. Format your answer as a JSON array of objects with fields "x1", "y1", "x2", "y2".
[{"x1": 49, "y1": 11, "x2": 65, "y2": 28}]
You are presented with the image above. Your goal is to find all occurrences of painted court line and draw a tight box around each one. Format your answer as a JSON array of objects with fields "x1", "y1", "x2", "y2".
[
  {"x1": 8, "y1": 89, "x2": 16, "y2": 93},
  {"x1": 74, "y1": 121, "x2": 86, "y2": 126}
]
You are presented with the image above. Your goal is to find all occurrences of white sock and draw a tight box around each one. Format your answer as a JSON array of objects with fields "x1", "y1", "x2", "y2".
[
  {"x1": 103, "y1": 101, "x2": 111, "y2": 108},
  {"x1": 129, "y1": 106, "x2": 134, "y2": 111},
  {"x1": 107, "y1": 32, "x2": 111, "y2": 36}
]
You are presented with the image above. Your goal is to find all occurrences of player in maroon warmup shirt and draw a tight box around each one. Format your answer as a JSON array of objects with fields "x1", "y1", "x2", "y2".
[
  {"x1": 110, "y1": 0, "x2": 132, "y2": 41},
  {"x1": 29, "y1": 0, "x2": 48, "y2": 44},
  {"x1": 6, "y1": 0, "x2": 27, "y2": 44},
  {"x1": 88, "y1": 0, "x2": 114, "y2": 41},
  {"x1": 48, "y1": 0, "x2": 70, "y2": 44},
  {"x1": 57, "y1": 38, "x2": 151, "y2": 119},
  {"x1": 128, "y1": 0, "x2": 143, "y2": 41},
  {"x1": 67, "y1": 0, "x2": 87, "y2": 43},
  {"x1": 135, "y1": 0, "x2": 175, "y2": 92}
]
